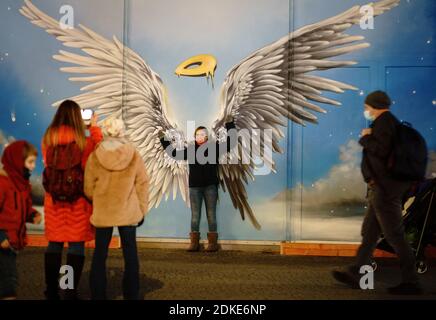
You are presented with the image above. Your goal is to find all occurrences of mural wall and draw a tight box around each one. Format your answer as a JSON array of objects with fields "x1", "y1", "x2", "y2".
[{"x1": 0, "y1": 0, "x2": 435, "y2": 242}]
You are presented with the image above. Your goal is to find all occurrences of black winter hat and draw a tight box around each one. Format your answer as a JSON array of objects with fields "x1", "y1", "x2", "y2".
[{"x1": 365, "y1": 90, "x2": 392, "y2": 109}]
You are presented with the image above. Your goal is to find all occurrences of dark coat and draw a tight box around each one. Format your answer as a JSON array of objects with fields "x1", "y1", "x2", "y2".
[
  {"x1": 359, "y1": 111, "x2": 400, "y2": 184},
  {"x1": 161, "y1": 122, "x2": 236, "y2": 188}
]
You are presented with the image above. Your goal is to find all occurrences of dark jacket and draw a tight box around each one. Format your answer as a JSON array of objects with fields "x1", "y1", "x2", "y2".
[
  {"x1": 161, "y1": 122, "x2": 236, "y2": 188},
  {"x1": 359, "y1": 111, "x2": 400, "y2": 184}
]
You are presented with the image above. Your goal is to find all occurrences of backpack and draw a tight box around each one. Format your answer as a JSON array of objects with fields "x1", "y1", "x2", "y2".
[
  {"x1": 42, "y1": 142, "x2": 84, "y2": 203},
  {"x1": 388, "y1": 122, "x2": 428, "y2": 181}
]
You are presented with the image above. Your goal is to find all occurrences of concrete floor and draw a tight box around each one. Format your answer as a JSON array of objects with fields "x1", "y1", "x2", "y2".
[{"x1": 14, "y1": 247, "x2": 436, "y2": 300}]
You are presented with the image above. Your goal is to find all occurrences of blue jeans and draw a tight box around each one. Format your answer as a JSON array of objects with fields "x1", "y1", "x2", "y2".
[
  {"x1": 46, "y1": 241, "x2": 85, "y2": 256},
  {"x1": 189, "y1": 185, "x2": 218, "y2": 232},
  {"x1": 0, "y1": 249, "x2": 17, "y2": 298},
  {"x1": 90, "y1": 226, "x2": 139, "y2": 300}
]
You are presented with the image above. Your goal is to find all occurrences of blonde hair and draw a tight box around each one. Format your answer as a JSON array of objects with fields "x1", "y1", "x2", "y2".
[{"x1": 102, "y1": 117, "x2": 125, "y2": 138}]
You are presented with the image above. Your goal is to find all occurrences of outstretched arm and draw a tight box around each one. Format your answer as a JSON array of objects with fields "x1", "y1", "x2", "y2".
[
  {"x1": 160, "y1": 133, "x2": 188, "y2": 161},
  {"x1": 216, "y1": 119, "x2": 237, "y2": 158},
  {"x1": 82, "y1": 124, "x2": 103, "y2": 169}
]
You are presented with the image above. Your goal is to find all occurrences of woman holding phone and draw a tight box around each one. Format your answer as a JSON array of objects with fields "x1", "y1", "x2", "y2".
[{"x1": 42, "y1": 100, "x2": 102, "y2": 300}]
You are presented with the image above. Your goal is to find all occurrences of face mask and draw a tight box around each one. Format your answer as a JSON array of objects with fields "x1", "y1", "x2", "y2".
[
  {"x1": 364, "y1": 110, "x2": 375, "y2": 121},
  {"x1": 23, "y1": 168, "x2": 31, "y2": 181}
]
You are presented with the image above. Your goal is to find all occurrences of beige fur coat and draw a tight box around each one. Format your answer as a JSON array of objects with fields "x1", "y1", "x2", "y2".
[{"x1": 84, "y1": 138, "x2": 149, "y2": 227}]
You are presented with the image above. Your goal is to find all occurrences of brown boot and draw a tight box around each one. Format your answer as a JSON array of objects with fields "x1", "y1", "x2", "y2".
[
  {"x1": 187, "y1": 232, "x2": 200, "y2": 252},
  {"x1": 205, "y1": 232, "x2": 219, "y2": 252}
]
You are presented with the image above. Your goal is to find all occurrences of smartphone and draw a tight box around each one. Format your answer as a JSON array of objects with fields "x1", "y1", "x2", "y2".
[{"x1": 81, "y1": 109, "x2": 93, "y2": 125}]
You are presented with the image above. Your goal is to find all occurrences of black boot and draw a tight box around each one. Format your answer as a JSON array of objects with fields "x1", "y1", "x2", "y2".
[
  {"x1": 44, "y1": 252, "x2": 62, "y2": 300},
  {"x1": 331, "y1": 266, "x2": 360, "y2": 289},
  {"x1": 64, "y1": 254, "x2": 85, "y2": 300}
]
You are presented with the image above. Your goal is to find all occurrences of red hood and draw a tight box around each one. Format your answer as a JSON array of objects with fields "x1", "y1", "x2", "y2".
[{"x1": 1, "y1": 140, "x2": 30, "y2": 192}]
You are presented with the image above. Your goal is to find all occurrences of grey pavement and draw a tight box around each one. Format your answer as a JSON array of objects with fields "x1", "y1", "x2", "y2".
[{"x1": 15, "y1": 247, "x2": 436, "y2": 300}]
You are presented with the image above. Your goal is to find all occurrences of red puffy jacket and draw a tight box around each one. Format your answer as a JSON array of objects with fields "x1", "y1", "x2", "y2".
[
  {"x1": 42, "y1": 125, "x2": 102, "y2": 242},
  {"x1": 0, "y1": 169, "x2": 37, "y2": 250}
]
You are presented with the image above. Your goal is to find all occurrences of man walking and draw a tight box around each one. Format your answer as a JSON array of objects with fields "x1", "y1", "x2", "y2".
[{"x1": 332, "y1": 90, "x2": 422, "y2": 295}]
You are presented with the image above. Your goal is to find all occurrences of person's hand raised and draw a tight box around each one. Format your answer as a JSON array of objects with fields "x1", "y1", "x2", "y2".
[{"x1": 90, "y1": 114, "x2": 98, "y2": 127}]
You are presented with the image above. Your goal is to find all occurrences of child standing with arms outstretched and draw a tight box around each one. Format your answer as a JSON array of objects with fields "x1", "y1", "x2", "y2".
[
  {"x1": 159, "y1": 117, "x2": 235, "y2": 252},
  {"x1": 0, "y1": 141, "x2": 42, "y2": 300}
]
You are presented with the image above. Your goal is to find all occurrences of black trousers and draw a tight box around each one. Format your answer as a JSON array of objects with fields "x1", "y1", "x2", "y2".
[
  {"x1": 90, "y1": 226, "x2": 140, "y2": 300},
  {"x1": 0, "y1": 249, "x2": 17, "y2": 298},
  {"x1": 354, "y1": 179, "x2": 419, "y2": 283}
]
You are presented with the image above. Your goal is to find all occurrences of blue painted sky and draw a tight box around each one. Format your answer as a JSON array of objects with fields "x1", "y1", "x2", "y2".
[{"x1": 1, "y1": 0, "x2": 435, "y2": 240}]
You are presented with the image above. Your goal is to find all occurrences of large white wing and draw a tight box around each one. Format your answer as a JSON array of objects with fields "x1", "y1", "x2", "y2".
[
  {"x1": 213, "y1": 0, "x2": 400, "y2": 229},
  {"x1": 20, "y1": 0, "x2": 189, "y2": 209}
]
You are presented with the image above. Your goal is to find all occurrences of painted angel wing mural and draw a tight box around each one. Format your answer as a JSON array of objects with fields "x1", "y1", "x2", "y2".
[
  {"x1": 212, "y1": 0, "x2": 400, "y2": 229},
  {"x1": 20, "y1": 0, "x2": 400, "y2": 230},
  {"x1": 20, "y1": 0, "x2": 189, "y2": 210}
]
